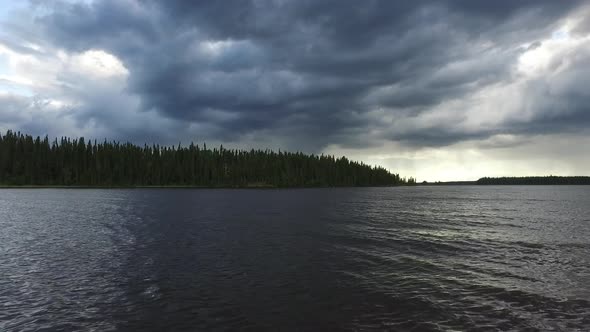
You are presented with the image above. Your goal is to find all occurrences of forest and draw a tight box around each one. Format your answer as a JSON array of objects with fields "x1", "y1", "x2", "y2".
[
  {"x1": 0, "y1": 131, "x2": 414, "y2": 187},
  {"x1": 476, "y1": 176, "x2": 590, "y2": 185}
]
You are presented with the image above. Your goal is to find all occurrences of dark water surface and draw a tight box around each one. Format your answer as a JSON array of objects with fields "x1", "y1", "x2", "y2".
[{"x1": 1, "y1": 187, "x2": 589, "y2": 331}]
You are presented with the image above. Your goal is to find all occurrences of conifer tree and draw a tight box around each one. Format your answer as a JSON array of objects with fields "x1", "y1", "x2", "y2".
[{"x1": 0, "y1": 130, "x2": 411, "y2": 187}]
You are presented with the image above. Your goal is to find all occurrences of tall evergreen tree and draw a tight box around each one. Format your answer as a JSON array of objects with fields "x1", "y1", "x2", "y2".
[{"x1": 0, "y1": 130, "x2": 412, "y2": 187}]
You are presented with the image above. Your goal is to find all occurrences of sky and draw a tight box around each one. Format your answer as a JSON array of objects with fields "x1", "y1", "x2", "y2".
[{"x1": 1, "y1": 0, "x2": 590, "y2": 181}]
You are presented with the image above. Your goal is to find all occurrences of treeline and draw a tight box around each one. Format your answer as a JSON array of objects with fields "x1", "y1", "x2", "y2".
[
  {"x1": 0, "y1": 131, "x2": 414, "y2": 187},
  {"x1": 477, "y1": 176, "x2": 590, "y2": 185}
]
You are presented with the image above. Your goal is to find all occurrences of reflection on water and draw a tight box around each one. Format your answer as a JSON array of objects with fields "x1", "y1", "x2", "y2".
[{"x1": 1, "y1": 186, "x2": 589, "y2": 331}]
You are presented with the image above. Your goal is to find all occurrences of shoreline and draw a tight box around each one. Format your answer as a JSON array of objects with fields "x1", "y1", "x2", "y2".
[
  {"x1": 1, "y1": 184, "x2": 590, "y2": 189},
  {"x1": 0, "y1": 185, "x2": 406, "y2": 189}
]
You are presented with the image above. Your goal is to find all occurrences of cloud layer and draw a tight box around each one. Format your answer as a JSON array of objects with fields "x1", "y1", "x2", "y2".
[{"x1": 1, "y1": 0, "x2": 589, "y2": 180}]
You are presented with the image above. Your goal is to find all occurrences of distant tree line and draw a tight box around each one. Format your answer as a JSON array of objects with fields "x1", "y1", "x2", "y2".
[
  {"x1": 477, "y1": 176, "x2": 590, "y2": 185},
  {"x1": 0, "y1": 131, "x2": 415, "y2": 187}
]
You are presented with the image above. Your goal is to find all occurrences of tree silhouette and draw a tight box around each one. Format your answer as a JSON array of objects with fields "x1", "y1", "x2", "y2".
[{"x1": 0, "y1": 130, "x2": 411, "y2": 187}]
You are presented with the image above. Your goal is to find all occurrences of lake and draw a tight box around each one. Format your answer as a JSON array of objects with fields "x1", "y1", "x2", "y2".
[{"x1": 1, "y1": 187, "x2": 589, "y2": 331}]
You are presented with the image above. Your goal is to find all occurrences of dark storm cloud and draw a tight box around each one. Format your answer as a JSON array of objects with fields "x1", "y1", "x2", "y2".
[
  {"x1": 36, "y1": 0, "x2": 159, "y2": 53},
  {"x1": 31, "y1": 0, "x2": 589, "y2": 149}
]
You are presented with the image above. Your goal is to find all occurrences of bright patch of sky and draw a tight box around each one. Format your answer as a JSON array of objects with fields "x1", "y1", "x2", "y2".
[
  {"x1": 0, "y1": 0, "x2": 31, "y2": 21},
  {"x1": 0, "y1": 52, "x2": 7, "y2": 73}
]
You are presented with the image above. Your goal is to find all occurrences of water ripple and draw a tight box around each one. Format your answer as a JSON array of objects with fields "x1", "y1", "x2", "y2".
[{"x1": 0, "y1": 187, "x2": 589, "y2": 331}]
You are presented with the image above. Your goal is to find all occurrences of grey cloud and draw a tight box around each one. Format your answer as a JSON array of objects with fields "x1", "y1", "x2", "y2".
[
  {"x1": 5, "y1": 0, "x2": 586, "y2": 150},
  {"x1": 0, "y1": 93, "x2": 30, "y2": 123},
  {"x1": 37, "y1": 0, "x2": 159, "y2": 53}
]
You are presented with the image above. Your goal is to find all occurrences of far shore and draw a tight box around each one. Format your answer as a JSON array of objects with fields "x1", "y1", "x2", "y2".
[{"x1": 2, "y1": 182, "x2": 590, "y2": 189}]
